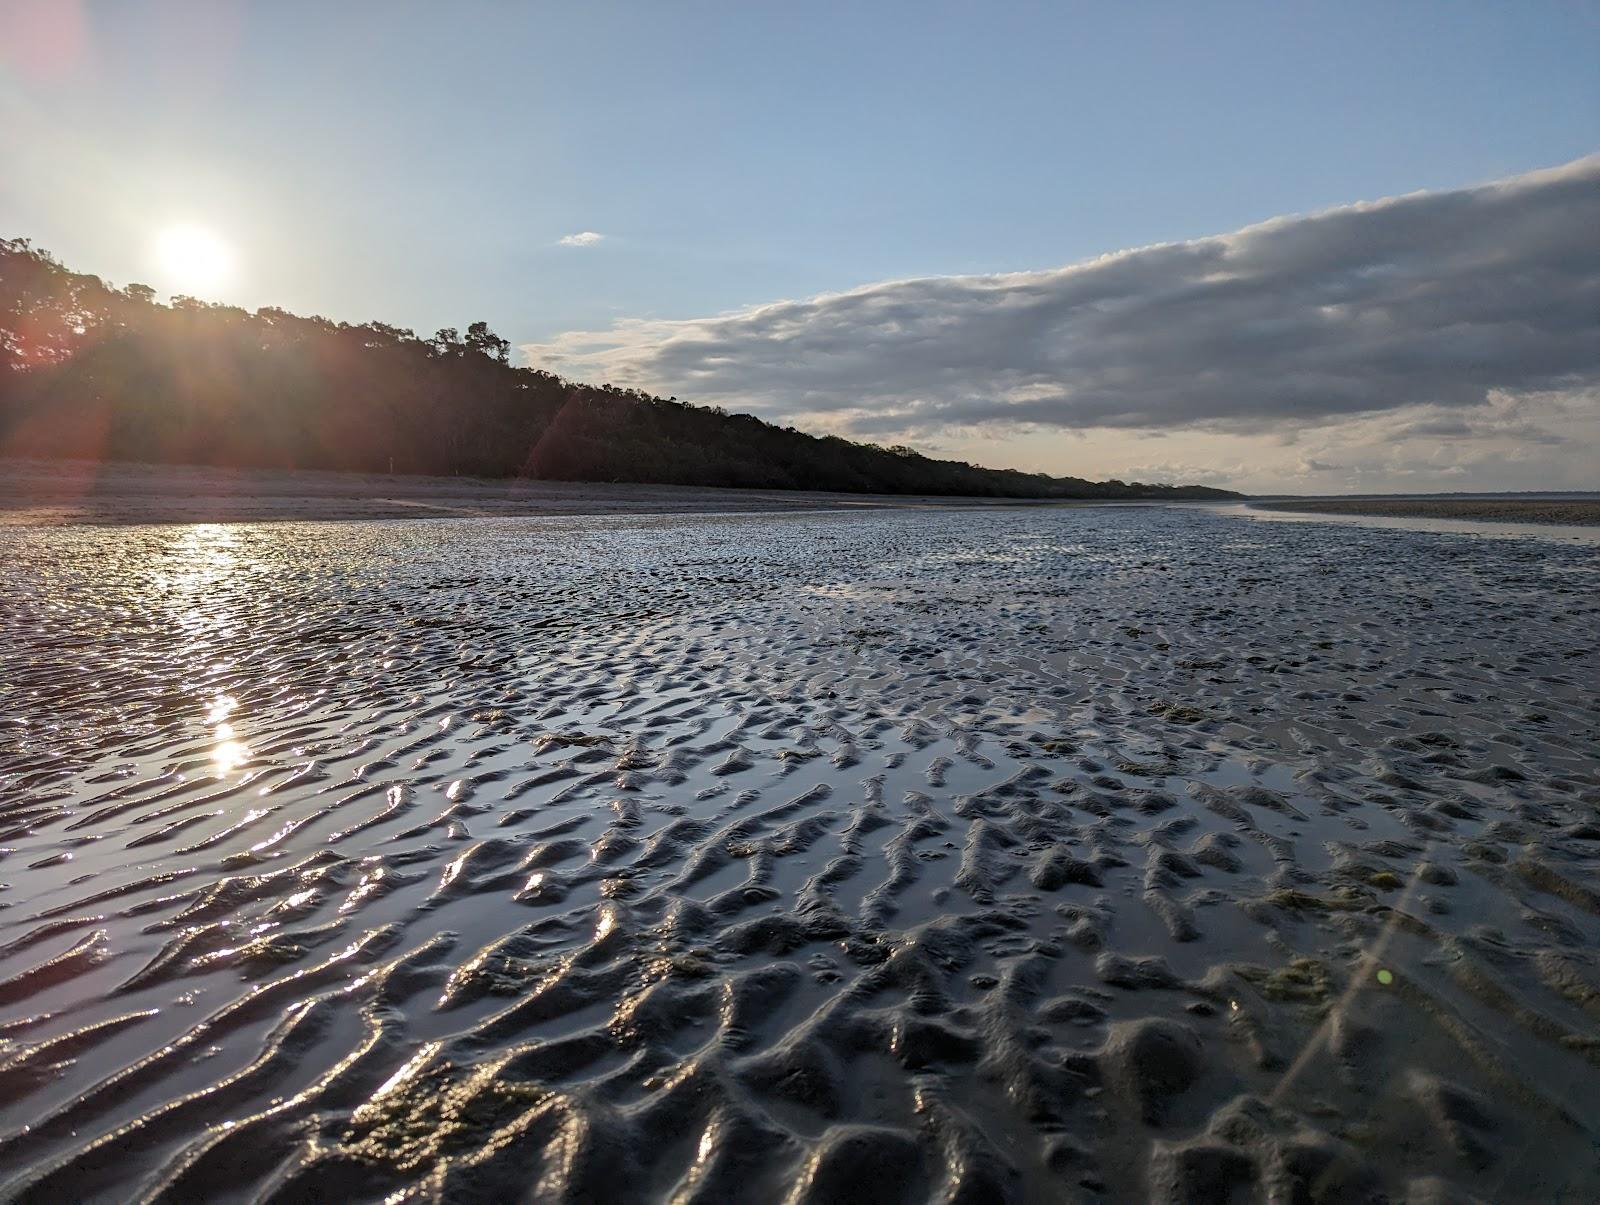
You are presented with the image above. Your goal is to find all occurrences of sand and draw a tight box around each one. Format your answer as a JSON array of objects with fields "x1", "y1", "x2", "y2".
[
  {"x1": 0, "y1": 458, "x2": 1099, "y2": 526},
  {"x1": 1256, "y1": 497, "x2": 1600, "y2": 526},
  {"x1": 1, "y1": 504, "x2": 1598, "y2": 1201}
]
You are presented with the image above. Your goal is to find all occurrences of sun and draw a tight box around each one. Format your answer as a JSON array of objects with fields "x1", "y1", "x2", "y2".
[{"x1": 153, "y1": 225, "x2": 233, "y2": 296}]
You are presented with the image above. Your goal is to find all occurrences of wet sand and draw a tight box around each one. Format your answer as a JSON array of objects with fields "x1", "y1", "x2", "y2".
[
  {"x1": 1257, "y1": 497, "x2": 1600, "y2": 526},
  {"x1": 0, "y1": 458, "x2": 1090, "y2": 526},
  {"x1": 1, "y1": 506, "x2": 1597, "y2": 1201}
]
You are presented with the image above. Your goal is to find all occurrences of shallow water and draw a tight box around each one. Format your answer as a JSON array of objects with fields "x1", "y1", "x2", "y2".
[
  {"x1": 1, "y1": 506, "x2": 1597, "y2": 1202},
  {"x1": 1227, "y1": 500, "x2": 1600, "y2": 545}
]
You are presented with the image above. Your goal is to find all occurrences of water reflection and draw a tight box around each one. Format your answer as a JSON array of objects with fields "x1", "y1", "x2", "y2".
[
  {"x1": 212, "y1": 735, "x2": 250, "y2": 774},
  {"x1": 163, "y1": 523, "x2": 246, "y2": 599},
  {"x1": 207, "y1": 693, "x2": 248, "y2": 773},
  {"x1": 155, "y1": 527, "x2": 267, "y2": 776},
  {"x1": 166, "y1": 531, "x2": 250, "y2": 780},
  {"x1": 1222, "y1": 501, "x2": 1600, "y2": 545}
]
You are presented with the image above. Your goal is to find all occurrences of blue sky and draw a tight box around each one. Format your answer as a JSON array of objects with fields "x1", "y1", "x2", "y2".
[{"x1": 3, "y1": 1, "x2": 1597, "y2": 489}]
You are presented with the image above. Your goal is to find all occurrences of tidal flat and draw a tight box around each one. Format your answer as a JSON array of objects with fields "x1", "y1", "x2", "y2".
[{"x1": 0, "y1": 505, "x2": 1597, "y2": 1202}]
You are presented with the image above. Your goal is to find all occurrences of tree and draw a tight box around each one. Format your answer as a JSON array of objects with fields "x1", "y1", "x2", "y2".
[{"x1": 465, "y1": 320, "x2": 510, "y2": 363}]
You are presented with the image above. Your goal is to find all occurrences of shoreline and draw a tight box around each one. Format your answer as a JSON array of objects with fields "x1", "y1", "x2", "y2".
[
  {"x1": 0, "y1": 458, "x2": 1213, "y2": 526},
  {"x1": 1254, "y1": 497, "x2": 1600, "y2": 526}
]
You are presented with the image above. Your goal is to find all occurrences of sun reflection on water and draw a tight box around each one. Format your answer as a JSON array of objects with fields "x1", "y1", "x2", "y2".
[
  {"x1": 206, "y1": 691, "x2": 248, "y2": 774},
  {"x1": 164, "y1": 524, "x2": 257, "y2": 778},
  {"x1": 213, "y1": 738, "x2": 250, "y2": 774},
  {"x1": 164, "y1": 524, "x2": 244, "y2": 596}
]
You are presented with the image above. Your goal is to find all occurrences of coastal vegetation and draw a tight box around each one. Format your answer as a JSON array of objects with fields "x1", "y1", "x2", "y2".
[{"x1": 0, "y1": 238, "x2": 1235, "y2": 499}]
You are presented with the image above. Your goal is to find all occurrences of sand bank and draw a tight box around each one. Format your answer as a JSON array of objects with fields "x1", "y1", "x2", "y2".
[
  {"x1": 1256, "y1": 496, "x2": 1600, "y2": 526},
  {"x1": 0, "y1": 458, "x2": 1090, "y2": 526}
]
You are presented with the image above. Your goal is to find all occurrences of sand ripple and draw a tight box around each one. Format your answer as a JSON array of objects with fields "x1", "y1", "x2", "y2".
[{"x1": 1, "y1": 507, "x2": 1597, "y2": 1201}]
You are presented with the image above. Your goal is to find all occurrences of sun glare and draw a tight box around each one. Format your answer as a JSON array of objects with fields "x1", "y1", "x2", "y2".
[{"x1": 153, "y1": 225, "x2": 233, "y2": 295}]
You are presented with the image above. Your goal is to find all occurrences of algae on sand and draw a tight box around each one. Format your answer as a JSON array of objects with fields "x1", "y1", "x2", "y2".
[
  {"x1": 343, "y1": 1056, "x2": 553, "y2": 1173},
  {"x1": 1236, "y1": 957, "x2": 1339, "y2": 1008}
]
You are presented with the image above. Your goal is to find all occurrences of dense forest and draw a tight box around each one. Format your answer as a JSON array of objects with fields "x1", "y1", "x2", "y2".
[{"x1": 0, "y1": 238, "x2": 1236, "y2": 499}]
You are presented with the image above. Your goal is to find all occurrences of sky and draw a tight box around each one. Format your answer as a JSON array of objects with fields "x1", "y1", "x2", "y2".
[{"x1": 2, "y1": 0, "x2": 1597, "y2": 492}]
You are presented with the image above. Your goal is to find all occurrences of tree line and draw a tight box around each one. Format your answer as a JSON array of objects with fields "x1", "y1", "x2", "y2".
[{"x1": 0, "y1": 237, "x2": 1237, "y2": 499}]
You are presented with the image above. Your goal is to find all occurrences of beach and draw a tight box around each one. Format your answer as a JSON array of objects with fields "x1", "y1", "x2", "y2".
[
  {"x1": 1, "y1": 501, "x2": 1597, "y2": 1201},
  {"x1": 0, "y1": 459, "x2": 1105, "y2": 526}
]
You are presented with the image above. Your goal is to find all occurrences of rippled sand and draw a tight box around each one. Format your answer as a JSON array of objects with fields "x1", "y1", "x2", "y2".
[{"x1": 1, "y1": 507, "x2": 1597, "y2": 1202}]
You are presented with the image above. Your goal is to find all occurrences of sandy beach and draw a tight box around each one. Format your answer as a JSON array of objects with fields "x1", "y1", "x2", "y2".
[
  {"x1": 1, "y1": 503, "x2": 1597, "y2": 1201},
  {"x1": 0, "y1": 459, "x2": 1106, "y2": 526},
  {"x1": 1256, "y1": 497, "x2": 1600, "y2": 526}
]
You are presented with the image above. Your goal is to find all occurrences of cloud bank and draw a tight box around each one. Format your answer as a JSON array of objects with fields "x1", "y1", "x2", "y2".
[{"x1": 526, "y1": 158, "x2": 1600, "y2": 458}]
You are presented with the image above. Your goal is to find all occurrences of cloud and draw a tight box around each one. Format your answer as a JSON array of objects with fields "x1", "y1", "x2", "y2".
[
  {"x1": 525, "y1": 157, "x2": 1600, "y2": 444},
  {"x1": 1228, "y1": 387, "x2": 1597, "y2": 490},
  {"x1": 1118, "y1": 461, "x2": 1244, "y2": 487},
  {"x1": 557, "y1": 231, "x2": 605, "y2": 247}
]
